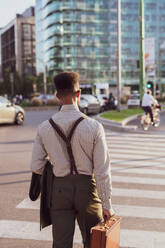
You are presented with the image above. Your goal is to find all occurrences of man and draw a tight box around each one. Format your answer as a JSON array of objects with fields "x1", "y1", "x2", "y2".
[
  {"x1": 31, "y1": 71, "x2": 114, "y2": 248},
  {"x1": 108, "y1": 92, "x2": 115, "y2": 110},
  {"x1": 141, "y1": 89, "x2": 157, "y2": 125}
]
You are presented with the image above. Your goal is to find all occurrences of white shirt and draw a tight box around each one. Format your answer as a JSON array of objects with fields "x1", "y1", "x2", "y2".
[
  {"x1": 30, "y1": 104, "x2": 112, "y2": 210},
  {"x1": 142, "y1": 93, "x2": 157, "y2": 107}
]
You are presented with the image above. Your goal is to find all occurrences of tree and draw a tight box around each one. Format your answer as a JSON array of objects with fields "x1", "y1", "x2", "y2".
[{"x1": 22, "y1": 75, "x2": 35, "y2": 98}]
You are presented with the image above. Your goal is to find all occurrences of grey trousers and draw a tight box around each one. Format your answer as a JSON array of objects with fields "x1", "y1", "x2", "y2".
[{"x1": 50, "y1": 174, "x2": 103, "y2": 248}]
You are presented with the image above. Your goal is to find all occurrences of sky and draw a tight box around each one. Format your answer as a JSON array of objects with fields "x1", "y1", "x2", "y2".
[{"x1": 0, "y1": 0, "x2": 35, "y2": 28}]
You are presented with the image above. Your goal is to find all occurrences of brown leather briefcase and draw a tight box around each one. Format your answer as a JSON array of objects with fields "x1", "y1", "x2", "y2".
[{"x1": 90, "y1": 216, "x2": 121, "y2": 248}]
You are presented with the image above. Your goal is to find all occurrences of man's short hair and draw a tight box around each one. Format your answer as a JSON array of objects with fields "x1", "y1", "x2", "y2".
[{"x1": 54, "y1": 71, "x2": 79, "y2": 96}]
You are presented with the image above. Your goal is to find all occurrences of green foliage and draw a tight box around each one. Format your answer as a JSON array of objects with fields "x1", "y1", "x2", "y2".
[
  {"x1": 0, "y1": 67, "x2": 54, "y2": 97},
  {"x1": 22, "y1": 75, "x2": 34, "y2": 98},
  {"x1": 101, "y1": 108, "x2": 144, "y2": 122},
  {"x1": 36, "y1": 73, "x2": 44, "y2": 93},
  {"x1": 20, "y1": 100, "x2": 32, "y2": 107},
  {"x1": 0, "y1": 67, "x2": 11, "y2": 95}
]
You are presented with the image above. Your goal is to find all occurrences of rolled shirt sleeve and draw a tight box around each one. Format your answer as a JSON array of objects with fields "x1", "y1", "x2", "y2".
[
  {"x1": 30, "y1": 127, "x2": 48, "y2": 174},
  {"x1": 93, "y1": 123, "x2": 112, "y2": 210}
]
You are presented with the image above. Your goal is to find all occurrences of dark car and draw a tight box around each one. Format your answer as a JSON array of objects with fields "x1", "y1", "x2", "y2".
[{"x1": 95, "y1": 94, "x2": 108, "y2": 112}]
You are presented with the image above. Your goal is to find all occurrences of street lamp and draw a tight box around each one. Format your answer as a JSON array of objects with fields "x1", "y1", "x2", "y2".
[
  {"x1": 139, "y1": 0, "x2": 145, "y2": 101},
  {"x1": 117, "y1": 0, "x2": 122, "y2": 111}
]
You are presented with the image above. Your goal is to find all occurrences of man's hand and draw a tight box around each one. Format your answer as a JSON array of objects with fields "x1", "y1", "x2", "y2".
[{"x1": 103, "y1": 208, "x2": 115, "y2": 222}]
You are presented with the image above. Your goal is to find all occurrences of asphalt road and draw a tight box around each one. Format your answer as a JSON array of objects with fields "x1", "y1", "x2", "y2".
[
  {"x1": 0, "y1": 109, "x2": 165, "y2": 248},
  {"x1": 0, "y1": 110, "x2": 56, "y2": 248}
]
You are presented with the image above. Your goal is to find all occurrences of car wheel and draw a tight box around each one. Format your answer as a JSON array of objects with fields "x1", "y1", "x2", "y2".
[
  {"x1": 15, "y1": 112, "x2": 24, "y2": 125},
  {"x1": 83, "y1": 108, "x2": 88, "y2": 115}
]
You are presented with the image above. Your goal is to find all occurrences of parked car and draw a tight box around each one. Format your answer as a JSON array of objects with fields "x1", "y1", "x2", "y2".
[
  {"x1": 0, "y1": 96, "x2": 25, "y2": 125},
  {"x1": 79, "y1": 94, "x2": 101, "y2": 114},
  {"x1": 95, "y1": 94, "x2": 108, "y2": 112},
  {"x1": 127, "y1": 93, "x2": 140, "y2": 108}
]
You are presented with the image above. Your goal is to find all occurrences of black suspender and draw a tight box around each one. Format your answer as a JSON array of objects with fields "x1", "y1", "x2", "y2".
[{"x1": 49, "y1": 116, "x2": 86, "y2": 175}]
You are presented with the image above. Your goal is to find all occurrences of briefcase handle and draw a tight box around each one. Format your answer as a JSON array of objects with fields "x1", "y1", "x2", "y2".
[{"x1": 100, "y1": 216, "x2": 121, "y2": 230}]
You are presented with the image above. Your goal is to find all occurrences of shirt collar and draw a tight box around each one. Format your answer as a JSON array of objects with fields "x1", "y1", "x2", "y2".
[{"x1": 60, "y1": 104, "x2": 79, "y2": 111}]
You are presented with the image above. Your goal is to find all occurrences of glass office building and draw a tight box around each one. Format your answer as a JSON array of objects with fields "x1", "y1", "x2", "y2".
[
  {"x1": 36, "y1": 0, "x2": 165, "y2": 92},
  {"x1": 109, "y1": 0, "x2": 165, "y2": 92},
  {"x1": 35, "y1": 0, "x2": 111, "y2": 87}
]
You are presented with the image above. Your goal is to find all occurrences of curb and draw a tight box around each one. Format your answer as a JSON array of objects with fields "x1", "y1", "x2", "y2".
[
  {"x1": 95, "y1": 114, "x2": 138, "y2": 132},
  {"x1": 96, "y1": 108, "x2": 165, "y2": 132},
  {"x1": 121, "y1": 114, "x2": 140, "y2": 126}
]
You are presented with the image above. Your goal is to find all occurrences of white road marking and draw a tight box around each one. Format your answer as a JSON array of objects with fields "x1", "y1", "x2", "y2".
[
  {"x1": 108, "y1": 143, "x2": 165, "y2": 151},
  {"x1": 112, "y1": 175, "x2": 165, "y2": 185},
  {"x1": 16, "y1": 198, "x2": 40, "y2": 210},
  {"x1": 112, "y1": 166, "x2": 165, "y2": 175},
  {"x1": 110, "y1": 153, "x2": 164, "y2": 160},
  {"x1": 113, "y1": 188, "x2": 165, "y2": 200},
  {"x1": 109, "y1": 147, "x2": 165, "y2": 156},
  {"x1": 106, "y1": 136, "x2": 165, "y2": 142},
  {"x1": 0, "y1": 220, "x2": 165, "y2": 248},
  {"x1": 114, "y1": 204, "x2": 165, "y2": 219},
  {"x1": 0, "y1": 220, "x2": 82, "y2": 246},
  {"x1": 106, "y1": 133, "x2": 165, "y2": 138},
  {"x1": 107, "y1": 140, "x2": 165, "y2": 146},
  {"x1": 120, "y1": 229, "x2": 165, "y2": 248},
  {"x1": 112, "y1": 160, "x2": 165, "y2": 166},
  {"x1": 111, "y1": 159, "x2": 165, "y2": 166},
  {"x1": 17, "y1": 198, "x2": 165, "y2": 220}
]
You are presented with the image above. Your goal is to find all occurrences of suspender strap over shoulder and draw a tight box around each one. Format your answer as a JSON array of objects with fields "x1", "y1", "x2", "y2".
[{"x1": 49, "y1": 116, "x2": 86, "y2": 175}]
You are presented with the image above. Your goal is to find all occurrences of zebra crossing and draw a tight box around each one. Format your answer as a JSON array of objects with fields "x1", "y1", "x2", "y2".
[
  {"x1": 0, "y1": 130, "x2": 165, "y2": 248},
  {"x1": 107, "y1": 130, "x2": 165, "y2": 248}
]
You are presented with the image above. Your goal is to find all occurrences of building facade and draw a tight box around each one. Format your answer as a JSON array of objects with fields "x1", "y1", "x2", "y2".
[
  {"x1": 0, "y1": 7, "x2": 36, "y2": 79},
  {"x1": 35, "y1": 0, "x2": 111, "y2": 89},
  {"x1": 109, "y1": 0, "x2": 165, "y2": 93},
  {"x1": 36, "y1": 0, "x2": 165, "y2": 94}
]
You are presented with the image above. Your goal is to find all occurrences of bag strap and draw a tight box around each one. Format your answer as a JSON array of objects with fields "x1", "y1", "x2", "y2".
[{"x1": 49, "y1": 116, "x2": 86, "y2": 175}]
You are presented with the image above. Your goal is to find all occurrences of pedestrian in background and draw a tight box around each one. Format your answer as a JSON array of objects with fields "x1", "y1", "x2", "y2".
[
  {"x1": 142, "y1": 89, "x2": 157, "y2": 126},
  {"x1": 30, "y1": 71, "x2": 114, "y2": 248},
  {"x1": 108, "y1": 92, "x2": 115, "y2": 110}
]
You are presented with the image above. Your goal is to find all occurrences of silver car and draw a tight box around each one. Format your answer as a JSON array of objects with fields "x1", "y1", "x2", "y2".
[
  {"x1": 79, "y1": 94, "x2": 101, "y2": 115},
  {"x1": 0, "y1": 96, "x2": 25, "y2": 125},
  {"x1": 127, "y1": 93, "x2": 140, "y2": 108}
]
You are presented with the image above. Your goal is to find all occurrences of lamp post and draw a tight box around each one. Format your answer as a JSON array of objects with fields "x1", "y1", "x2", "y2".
[
  {"x1": 139, "y1": 0, "x2": 145, "y2": 101},
  {"x1": 117, "y1": 0, "x2": 122, "y2": 112}
]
